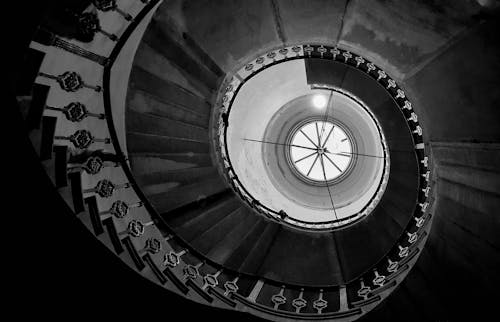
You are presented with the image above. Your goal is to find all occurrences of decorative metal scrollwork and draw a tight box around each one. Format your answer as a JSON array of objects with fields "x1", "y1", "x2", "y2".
[
  {"x1": 39, "y1": 71, "x2": 101, "y2": 92},
  {"x1": 292, "y1": 289, "x2": 307, "y2": 313},
  {"x1": 387, "y1": 258, "x2": 399, "y2": 273},
  {"x1": 271, "y1": 286, "x2": 286, "y2": 309},
  {"x1": 82, "y1": 156, "x2": 104, "y2": 174},
  {"x1": 55, "y1": 129, "x2": 110, "y2": 149},
  {"x1": 163, "y1": 250, "x2": 186, "y2": 268},
  {"x1": 85, "y1": 179, "x2": 129, "y2": 198},
  {"x1": 70, "y1": 130, "x2": 95, "y2": 149},
  {"x1": 342, "y1": 51, "x2": 352, "y2": 63},
  {"x1": 407, "y1": 231, "x2": 418, "y2": 244},
  {"x1": 414, "y1": 215, "x2": 425, "y2": 228},
  {"x1": 398, "y1": 245, "x2": 410, "y2": 258},
  {"x1": 331, "y1": 47, "x2": 340, "y2": 59},
  {"x1": 109, "y1": 200, "x2": 129, "y2": 218},
  {"x1": 183, "y1": 264, "x2": 200, "y2": 280},
  {"x1": 93, "y1": 0, "x2": 133, "y2": 21},
  {"x1": 372, "y1": 270, "x2": 386, "y2": 287},
  {"x1": 266, "y1": 52, "x2": 277, "y2": 60},
  {"x1": 127, "y1": 220, "x2": 145, "y2": 237},
  {"x1": 313, "y1": 291, "x2": 328, "y2": 313},
  {"x1": 61, "y1": 102, "x2": 104, "y2": 122},
  {"x1": 291, "y1": 46, "x2": 301, "y2": 54},
  {"x1": 278, "y1": 48, "x2": 288, "y2": 56},
  {"x1": 357, "y1": 279, "x2": 371, "y2": 299},
  {"x1": 144, "y1": 238, "x2": 162, "y2": 254},
  {"x1": 355, "y1": 56, "x2": 365, "y2": 67},
  {"x1": 77, "y1": 12, "x2": 118, "y2": 41},
  {"x1": 223, "y1": 278, "x2": 239, "y2": 296},
  {"x1": 203, "y1": 272, "x2": 220, "y2": 289}
]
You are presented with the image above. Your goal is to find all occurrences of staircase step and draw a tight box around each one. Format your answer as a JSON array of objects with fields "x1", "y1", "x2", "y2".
[
  {"x1": 38, "y1": 116, "x2": 57, "y2": 161},
  {"x1": 386, "y1": 286, "x2": 427, "y2": 322},
  {"x1": 141, "y1": 20, "x2": 219, "y2": 91},
  {"x1": 102, "y1": 217, "x2": 124, "y2": 254},
  {"x1": 185, "y1": 279, "x2": 214, "y2": 303},
  {"x1": 122, "y1": 236, "x2": 146, "y2": 271},
  {"x1": 147, "y1": 174, "x2": 228, "y2": 213},
  {"x1": 223, "y1": 218, "x2": 267, "y2": 270},
  {"x1": 127, "y1": 109, "x2": 209, "y2": 143},
  {"x1": 400, "y1": 266, "x2": 448, "y2": 320},
  {"x1": 335, "y1": 206, "x2": 400, "y2": 283},
  {"x1": 127, "y1": 88, "x2": 210, "y2": 129},
  {"x1": 142, "y1": 253, "x2": 167, "y2": 285},
  {"x1": 25, "y1": 83, "x2": 50, "y2": 130},
  {"x1": 438, "y1": 196, "x2": 499, "y2": 253},
  {"x1": 190, "y1": 206, "x2": 247, "y2": 252},
  {"x1": 162, "y1": 267, "x2": 190, "y2": 294},
  {"x1": 256, "y1": 227, "x2": 343, "y2": 286},
  {"x1": 206, "y1": 207, "x2": 260, "y2": 263},
  {"x1": 255, "y1": 283, "x2": 281, "y2": 307},
  {"x1": 129, "y1": 152, "x2": 213, "y2": 175},
  {"x1": 322, "y1": 288, "x2": 341, "y2": 313},
  {"x1": 233, "y1": 276, "x2": 258, "y2": 298},
  {"x1": 162, "y1": 189, "x2": 233, "y2": 227},
  {"x1": 134, "y1": 41, "x2": 213, "y2": 100},
  {"x1": 437, "y1": 163, "x2": 500, "y2": 196},
  {"x1": 382, "y1": 177, "x2": 419, "y2": 224},
  {"x1": 177, "y1": 197, "x2": 242, "y2": 242},
  {"x1": 84, "y1": 196, "x2": 104, "y2": 236},
  {"x1": 126, "y1": 131, "x2": 209, "y2": 154},
  {"x1": 305, "y1": 58, "x2": 348, "y2": 87},
  {"x1": 438, "y1": 179, "x2": 498, "y2": 217},
  {"x1": 138, "y1": 167, "x2": 218, "y2": 194},
  {"x1": 53, "y1": 145, "x2": 68, "y2": 187},
  {"x1": 239, "y1": 222, "x2": 281, "y2": 273},
  {"x1": 129, "y1": 65, "x2": 213, "y2": 117},
  {"x1": 68, "y1": 171, "x2": 85, "y2": 214}
]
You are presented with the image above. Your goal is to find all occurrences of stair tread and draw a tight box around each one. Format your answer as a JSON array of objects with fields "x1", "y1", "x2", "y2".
[
  {"x1": 223, "y1": 217, "x2": 267, "y2": 270},
  {"x1": 256, "y1": 226, "x2": 344, "y2": 286},
  {"x1": 176, "y1": 197, "x2": 242, "y2": 241},
  {"x1": 190, "y1": 206, "x2": 247, "y2": 252},
  {"x1": 206, "y1": 207, "x2": 261, "y2": 263},
  {"x1": 148, "y1": 174, "x2": 228, "y2": 213},
  {"x1": 162, "y1": 189, "x2": 235, "y2": 228},
  {"x1": 238, "y1": 222, "x2": 282, "y2": 273},
  {"x1": 334, "y1": 206, "x2": 403, "y2": 283},
  {"x1": 127, "y1": 109, "x2": 209, "y2": 142},
  {"x1": 138, "y1": 166, "x2": 219, "y2": 193}
]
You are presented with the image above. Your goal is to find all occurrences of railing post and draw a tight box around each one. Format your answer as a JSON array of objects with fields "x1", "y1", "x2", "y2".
[
  {"x1": 247, "y1": 280, "x2": 264, "y2": 303},
  {"x1": 339, "y1": 285, "x2": 349, "y2": 311}
]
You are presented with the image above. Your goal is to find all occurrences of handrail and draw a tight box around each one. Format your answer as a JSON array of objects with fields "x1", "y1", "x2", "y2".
[{"x1": 215, "y1": 44, "x2": 425, "y2": 231}]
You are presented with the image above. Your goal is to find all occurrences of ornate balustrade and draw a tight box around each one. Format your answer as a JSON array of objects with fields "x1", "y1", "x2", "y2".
[
  {"x1": 214, "y1": 44, "x2": 429, "y2": 231},
  {"x1": 18, "y1": 1, "x2": 435, "y2": 321}
]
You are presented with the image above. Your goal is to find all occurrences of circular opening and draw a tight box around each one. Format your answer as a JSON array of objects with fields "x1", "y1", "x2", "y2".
[
  {"x1": 219, "y1": 51, "x2": 403, "y2": 230},
  {"x1": 289, "y1": 120, "x2": 353, "y2": 183}
]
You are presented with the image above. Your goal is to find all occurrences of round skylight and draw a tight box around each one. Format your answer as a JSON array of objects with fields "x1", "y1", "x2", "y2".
[{"x1": 289, "y1": 120, "x2": 353, "y2": 182}]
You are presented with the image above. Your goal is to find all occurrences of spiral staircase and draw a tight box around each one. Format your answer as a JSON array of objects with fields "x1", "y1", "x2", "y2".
[{"x1": 10, "y1": 0, "x2": 500, "y2": 321}]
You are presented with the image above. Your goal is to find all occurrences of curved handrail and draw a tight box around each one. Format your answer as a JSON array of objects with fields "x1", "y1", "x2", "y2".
[
  {"x1": 23, "y1": 3, "x2": 434, "y2": 320},
  {"x1": 215, "y1": 45, "x2": 425, "y2": 231}
]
